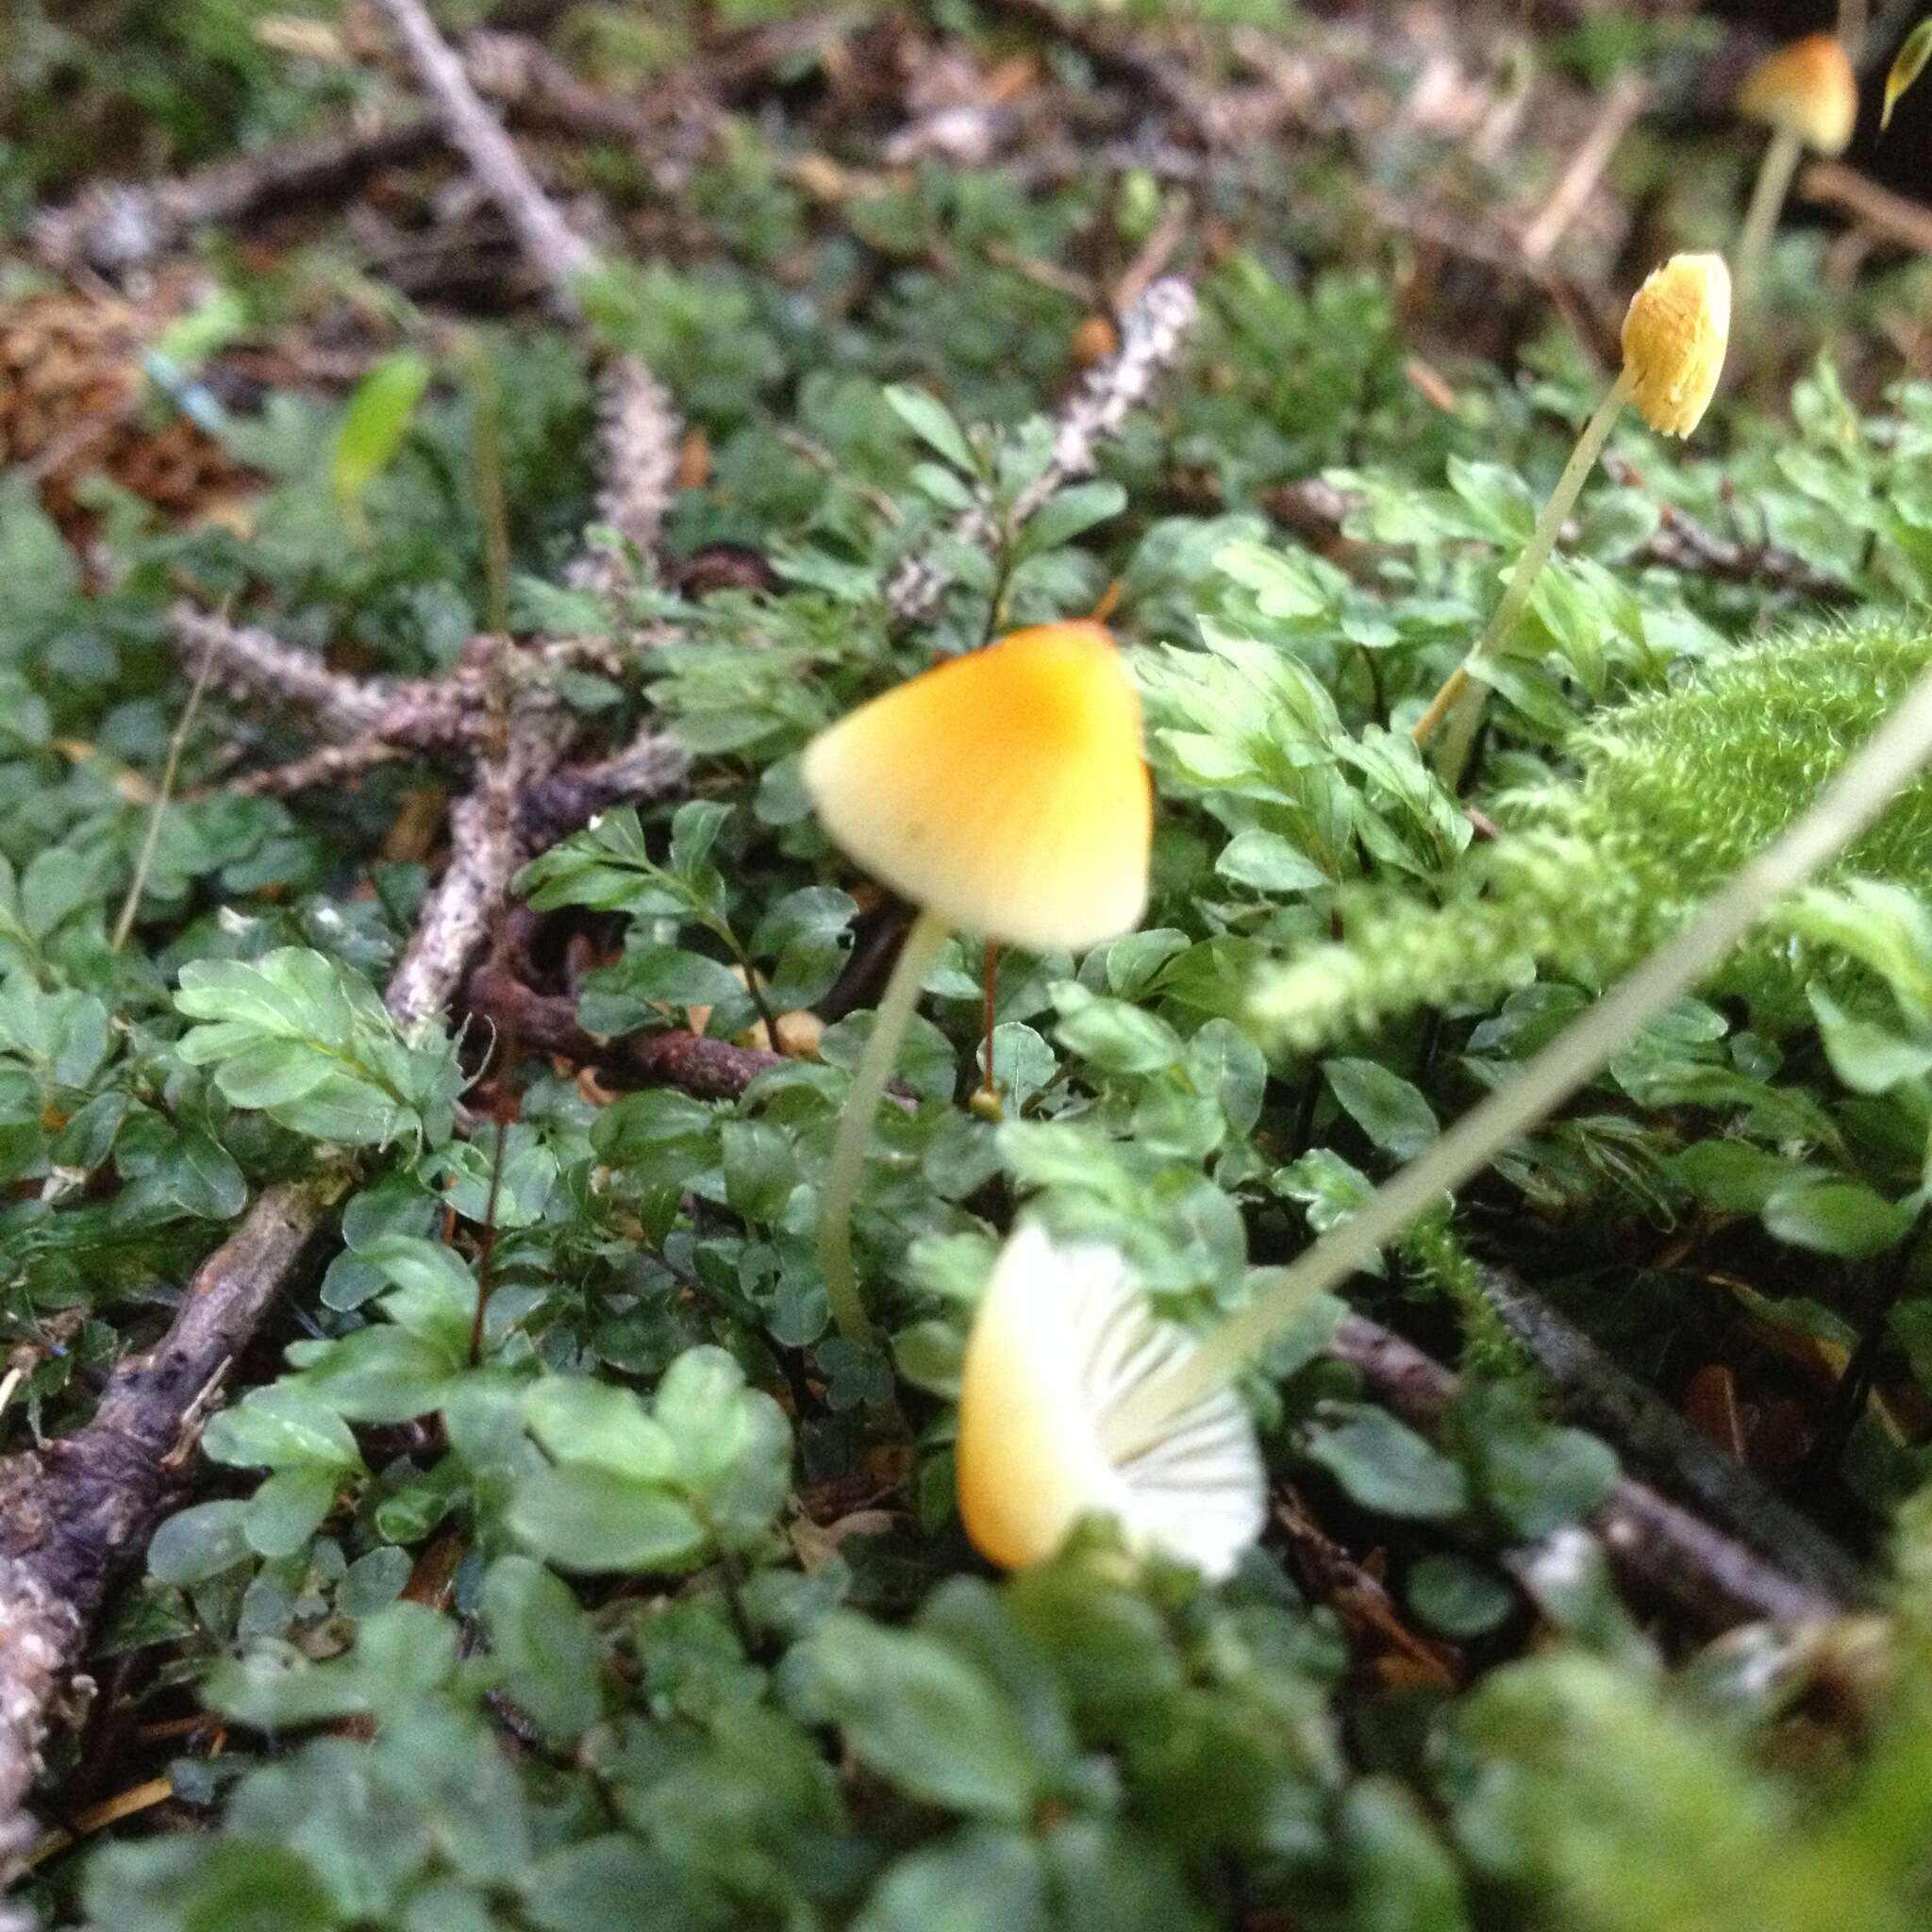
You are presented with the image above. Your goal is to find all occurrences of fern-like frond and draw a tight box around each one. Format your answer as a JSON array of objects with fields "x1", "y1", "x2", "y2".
[{"x1": 1253, "y1": 616, "x2": 1932, "y2": 1051}]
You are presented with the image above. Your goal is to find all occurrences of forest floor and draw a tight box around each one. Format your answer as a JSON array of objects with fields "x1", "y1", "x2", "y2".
[{"x1": 5, "y1": 2, "x2": 1932, "y2": 1928}]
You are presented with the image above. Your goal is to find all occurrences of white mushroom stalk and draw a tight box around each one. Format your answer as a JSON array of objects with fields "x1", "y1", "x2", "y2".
[{"x1": 803, "y1": 621, "x2": 1153, "y2": 1347}]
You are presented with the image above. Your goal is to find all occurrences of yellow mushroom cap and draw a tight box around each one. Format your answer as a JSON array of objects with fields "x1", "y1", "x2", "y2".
[
  {"x1": 1621, "y1": 253, "x2": 1731, "y2": 438},
  {"x1": 956, "y1": 1224, "x2": 1266, "y2": 1580},
  {"x1": 1739, "y1": 34, "x2": 1859, "y2": 156},
  {"x1": 801, "y1": 621, "x2": 1152, "y2": 954}
]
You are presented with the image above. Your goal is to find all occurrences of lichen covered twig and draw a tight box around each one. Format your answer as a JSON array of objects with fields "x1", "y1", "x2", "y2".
[{"x1": 885, "y1": 276, "x2": 1200, "y2": 624}]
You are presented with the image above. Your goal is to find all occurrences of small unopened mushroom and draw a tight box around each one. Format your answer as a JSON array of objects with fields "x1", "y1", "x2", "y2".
[
  {"x1": 1411, "y1": 253, "x2": 1731, "y2": 781},
  {"x1": 956, "y1": 1224, "x2": 1266, "y2": 1579},
  {"x1": 1736, "y1": 35, "x2": 1859, "y2": 297},
  {"x1": 803, "y1": 621, "x2": 1152, "y2": 1344}
]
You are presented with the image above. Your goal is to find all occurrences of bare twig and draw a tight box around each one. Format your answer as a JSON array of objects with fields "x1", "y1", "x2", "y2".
[
  {"x1": 222, "y1": 739, "x2": 411, "y2": 801},
  {"x1": 373, "y1": 0, "x2": 680, "y2": 584},
  {"x1": 1800, "y1": 158, "x2": 1932, "y2": 258},
  {"x1": 30, "y1": 119, "x2": 440, "y2": 274},
  {"x1": 1519, "y1": 70, "x2": 1648, "y2": 264},
  {"x1": 0, "y1": 1174, "x2": 347, "y2": 1879},
  {"x1": 1326, "y1": 1313, "x2": 1847, "y2": 1629},
  {"x1": 567, "y1": 355, "x2": 682, "y2": 595},
  {"x1": 1470, "y1": 1269, "x2": 1870, "y2": 1608},
  {"x1": 885, "y1": 276, "x2": 1200, "y2": 624},
  {"x1": 465, "y1": 960, "x2": 786, "y2": 1101},
  {"x1": 170, "y1": 605, "x2": 391, "y2": 739},
  {"x1": 515, "y1": 730, "x2": 689, "y2": 849},
  {"x1": 370, "y1": 0, "x2": 595, "y2": 308}
]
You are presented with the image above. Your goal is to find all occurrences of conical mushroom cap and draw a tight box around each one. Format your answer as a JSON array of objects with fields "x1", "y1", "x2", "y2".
[
  {"x1": 802, "y1": 622, "x2": 1152, "y2": 953},
  {"x1": 1740, "y1": 35, "x2": 1859, "y2": 156},
  {"x1": 1621, "y1": 253, "x2": 1731, "y2": 438},
  {"x1": 956, "y1": 1224, "x2": 1266, "y2": 1581}
]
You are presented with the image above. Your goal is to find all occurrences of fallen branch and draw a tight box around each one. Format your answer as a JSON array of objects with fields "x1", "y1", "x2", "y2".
[
  {"x1": 1471, "y1": 1269, "x2": 1870, "y2": 1608},
  {"x1": 1800, "y1": 158, "x2": 1932, "y2": 258},
  {"x1": 465, "y1": 959, "x2": 785, "y2": 1101},
  {"x1": 30, "y1": 119, "x2": 441, "y2": 275},
  {"x1": 373, "y1": 0, "x2": 679, "y2": 583},
  {"x1": 885, "y1": 276, "x2": 1200, "y2": 625},
  {"x1": 371, "y1": 0, "x2": 594, "y2": 305},
  {"x1": 1327, "y1": 1312, "x2": 1848, "y2": 1629}
]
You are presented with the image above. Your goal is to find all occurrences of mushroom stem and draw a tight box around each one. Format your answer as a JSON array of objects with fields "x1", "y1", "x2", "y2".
[
  {"x1": 1109, "y1": 656, "x2": 1932, "y2": 1454},
  {"x1": 1411, "y1": 367, "x2": 1635, "y2": 781},
  {"x1": 1737, "y1": 125, "x2": 1805, "y2": 304},
  {"x1": 819, "y1": 906, "x2": 953, "y2": 1345}
]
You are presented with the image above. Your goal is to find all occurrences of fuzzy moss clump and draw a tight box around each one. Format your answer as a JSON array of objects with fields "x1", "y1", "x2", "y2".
[{"x1": 1252, "y1": 616, "x2": 1932, "y2": 1050}]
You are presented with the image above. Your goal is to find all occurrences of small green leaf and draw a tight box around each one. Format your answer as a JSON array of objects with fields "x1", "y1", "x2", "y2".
[
  {"x1": 1052, "y1": 984, "x2": 1182, "y2": 1077},
  {"x1": 855, "y1": 1827, "x2": 1047, "y2": 1932},
  {"x1": 883, "y1": 384, "x2": 977, "y2": 474},
  {"x1": 1407, "y1": 1553, "x2": 1516, "y2": 1638},
  {"x1": 1216, "y1": 829, "x2": 1329, "y2": 893},
  {"x1": 1324, "y1": 1058, "x2": 1440, "y2": 1161},
  {"x1": 242, "y1": 1467, "x2": 340, "y2": 1558},
  {"x1": 1761, "y1": 1179, "x2": 1919, "y2": 1259},
  {"x1": 1016, "y1": 479, "x2": 1126, "y2": 559},
  {"x1": 1883, "y1": 18, "x2": 1932, "y2": 130},
  {"x1": 1305, "y1": 1406, "x2": 1468, "y2": 1520},
  {"x1": 482, "y1": 1556, "x2": 604, "y2": 1743},
  {"x1": 1809, "y1": 987, "x2": 1932, "y2": 1094},
  {"x1": 787, "y1": 1613, "x2": 1047, "y2": 1822},
  {"x1": 333, "y1": 349, "x2": 431, "y2": 526},
  {"x1": 508, "y1": 1464, "x2": 707, "y2": 1574},
  {"x1": 149, "y1": 1500, "x2": 252, "y2": 1585},
  {"x1": 205, "y1": 1387, "x2": 362, "y2": 1473}
]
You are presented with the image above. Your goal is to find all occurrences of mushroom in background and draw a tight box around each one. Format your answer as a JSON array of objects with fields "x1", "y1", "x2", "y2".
[{"x1": 1736, "y1": 34, "x2": 1860, "y2": 299}]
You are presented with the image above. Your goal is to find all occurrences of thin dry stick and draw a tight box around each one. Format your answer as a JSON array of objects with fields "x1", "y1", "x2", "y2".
[
  {"x1": 110, "y1": 636, "x2": 218, "y2": 952},
  {"x1": 1520, "y1": 70, "x2": 1649, "y2": 263},
  {"x1": 371, "y1": 0, "x2": 678, "y2": 583},
  {"x1": 1470, "y1": 1268, "x2": 1870, "y2": 1607},
  {"x1": 1326, "y1": 1314, "x2": 1845, "y2": 1627},
  {"x1": 30, "y1": 119, "x2": 440, "y2": 273},
  {"x1": 370, "y1": 0, "x2": 595, "y2": 307}
]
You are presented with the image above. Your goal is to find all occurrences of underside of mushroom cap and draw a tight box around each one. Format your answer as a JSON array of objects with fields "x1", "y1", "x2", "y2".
[
  {"x1": 801, "y1": 622, "x2": 1152, "y2": 955},
  {"x1": 956, "y1": 1224, "x2": 1267, "y2": 1581}
]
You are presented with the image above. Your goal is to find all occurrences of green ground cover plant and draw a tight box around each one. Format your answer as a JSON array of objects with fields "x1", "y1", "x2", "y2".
[{"x1": 6, "y1": 1, "x2": 1932, "y2": 1926}]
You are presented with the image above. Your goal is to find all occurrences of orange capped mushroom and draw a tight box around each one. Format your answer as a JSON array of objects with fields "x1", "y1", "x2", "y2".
[
  {"x1": 1740, "y1": 33, "x2": 1860, "y2": 155},
  {"x1": 802, "y1": 620, "x2": 1151, "y2": 953},
  {"x1": 803, "y1": 622, "x2": 1153, "y2": 1346},
  {"x1": 1736, "y1": 35, "x2": 1860, "y2": 297}
]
